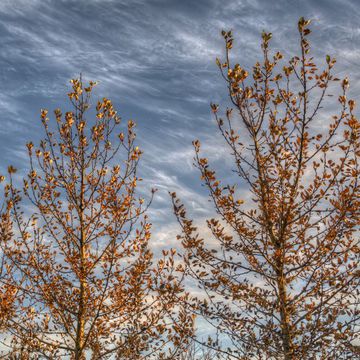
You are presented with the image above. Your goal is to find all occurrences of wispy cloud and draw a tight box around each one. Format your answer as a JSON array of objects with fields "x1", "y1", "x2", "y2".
[{"x1": 0, "y1": 0, "x2": 359, "y2": 254}]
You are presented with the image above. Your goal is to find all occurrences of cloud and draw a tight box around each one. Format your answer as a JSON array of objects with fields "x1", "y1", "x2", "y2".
[{"x1": 0, "y1": 0, "x2": 358, "y2": 212}]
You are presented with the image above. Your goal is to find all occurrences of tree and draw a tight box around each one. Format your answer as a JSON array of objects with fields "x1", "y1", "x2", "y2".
[
  {"x1": 178, "y1": 341, "x2": 215, "y2": 360},
  {"x1": 4, "y1": 78, "x2": 193, "y2": 359},
  {"x1": 0, "y1": 175, "x2": 17, "y2": 335},
  {"x1": 172, "y1": 18, "x2": 360, "y2": 359}
]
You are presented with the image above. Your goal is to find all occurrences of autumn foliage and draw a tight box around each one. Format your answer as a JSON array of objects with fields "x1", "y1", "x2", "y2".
[
  {"x1": 0, "y1": 187, "x2": 17, "y2": 333},
  {"x1": 172, "y1": 18, "x2": 360, "y2": 359},
  {"x1": 0, "y1": 17, "x2": 358, "y2": 360},
  {"x1": 1, "y1": 79, "x2": 193, "y2": 359}
]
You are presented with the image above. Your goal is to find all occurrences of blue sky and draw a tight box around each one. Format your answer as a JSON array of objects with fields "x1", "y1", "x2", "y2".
[{"x1": 0, "y1": 0, "x2": 359, "y2": 249}]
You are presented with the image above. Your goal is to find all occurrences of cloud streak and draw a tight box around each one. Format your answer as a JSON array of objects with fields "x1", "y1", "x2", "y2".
[{"x1": 0, "y1": 0, "x2": 359, "y2": 253}]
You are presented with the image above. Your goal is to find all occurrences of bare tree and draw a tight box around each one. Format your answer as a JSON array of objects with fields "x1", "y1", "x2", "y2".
[
  {"x1": 172, "y1": 18, "x2": 360, "y2": 359},
  {"x1": 4, "y1": 78, "x2": 193, "y2": 359},
  {"x1": 0, "y1": 175, "x2": 17, "y2": 334}
]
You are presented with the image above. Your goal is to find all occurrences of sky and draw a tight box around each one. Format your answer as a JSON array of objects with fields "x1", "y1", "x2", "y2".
[{"x1": 0, "y1": 0, "x2": 360, "y2": 250}]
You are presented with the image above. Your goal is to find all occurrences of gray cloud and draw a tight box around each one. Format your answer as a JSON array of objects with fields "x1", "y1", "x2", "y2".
[{"x1": 0, "y1": 0, "x2": 359, "y2": 245}]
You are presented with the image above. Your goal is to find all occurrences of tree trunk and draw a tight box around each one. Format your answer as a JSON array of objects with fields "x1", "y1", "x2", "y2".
[
  {"x1": 75, "y1": 242, "x2": 86, "y2": 360},
  {"x1": 75, "y1": 129, "x2": 87, "y2": 360},
  {"x1": 277, "y1": 271, "x2": 293, "y2": 360}
]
